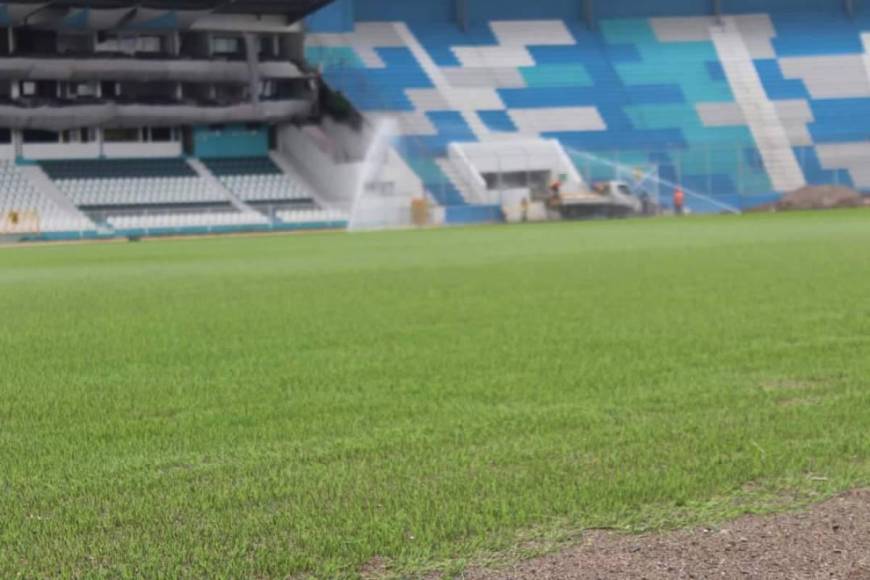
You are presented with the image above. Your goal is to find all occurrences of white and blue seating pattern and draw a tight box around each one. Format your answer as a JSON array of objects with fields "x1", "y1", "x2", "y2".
[
  {"x1": 307, "y1": 10, "x2": 870, "y2": 211},
  {"x1": 0, "y1": 162, "x2": 94, "y2": 233}
]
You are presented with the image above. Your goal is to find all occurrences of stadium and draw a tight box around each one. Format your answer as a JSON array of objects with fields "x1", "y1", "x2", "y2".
[{"x1": 1, "y1": 0, "x2": 869, "y2": 577}]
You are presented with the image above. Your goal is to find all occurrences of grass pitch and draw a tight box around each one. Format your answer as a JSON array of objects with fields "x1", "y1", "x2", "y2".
[{"x1": 1, "y1": 211, "x2": 869, "y2": 577}]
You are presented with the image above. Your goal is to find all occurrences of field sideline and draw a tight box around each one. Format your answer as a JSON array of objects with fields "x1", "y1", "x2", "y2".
[{"x1": 1, "y1": 211, "x2": 869, "y2": 577}]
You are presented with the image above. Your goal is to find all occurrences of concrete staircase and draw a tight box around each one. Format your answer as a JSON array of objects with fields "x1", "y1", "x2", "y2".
[
  {"x1": 393, "y1": 22, "x2": 492, "y2": 139},
  {"x1": 711, "y1": 18, "x2": 805, "y2": 193},
  {"x1": 268, "y1": 151, "x2": 329, "y2": 206},
  {"x1": 436, "y1": 158, "x2": 480, "y2": 204},
  {"x1": 185, "y1": 158, "x2": 258, "y2": 215}
]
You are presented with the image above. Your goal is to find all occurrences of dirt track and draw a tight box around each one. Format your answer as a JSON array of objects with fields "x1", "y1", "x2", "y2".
[{"x1": 469, "y1": 490, "x2": 870, "y2": 580}]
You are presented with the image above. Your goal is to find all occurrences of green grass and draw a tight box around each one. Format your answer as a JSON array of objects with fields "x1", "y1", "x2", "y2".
[{"x1": 1, "y1": 211, "x2": 869, "y2": 578}]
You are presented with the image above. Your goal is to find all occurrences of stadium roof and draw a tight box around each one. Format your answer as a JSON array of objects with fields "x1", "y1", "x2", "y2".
[{"x1": 2, "y1": 1, "x2": 335, "y2": 23}]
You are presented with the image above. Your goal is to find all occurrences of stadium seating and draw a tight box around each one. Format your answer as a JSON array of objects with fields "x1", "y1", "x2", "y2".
[
  {"x1": 55, "y1": 178, "x2": 228, "y2": 207},
  {"x1": 41, "y1": 158, "x2": 197, "y2": 180},
  {"x1": 35, "y1": 155, "x2": 346, "y2": 233},
  {"x1": 41, "y1": 158, "x2": 226, "y2": 207},
  {"x1": 275, "y1": 207, "x2": 347, "y2": 225},
  {"x1": 0, "y1": 162, "x2": 94, "y2": 233},
  {"x1": 106, "y1": 210, "x2": 269, "y2": 231},
  {"x1": 202, "y1": 157, "x2": 316, "y2": 202},
  {"x1": 306, "y1": 10, "x2": 870, "y2": 210}
]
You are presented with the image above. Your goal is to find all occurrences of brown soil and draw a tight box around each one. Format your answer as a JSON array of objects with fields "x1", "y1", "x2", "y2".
[
  {"x1": 469, "y1": 489, "x2": 870, "y2": 580},
  {"x1": 753, "y1": 185, "x2": 869, "y2": 212}
]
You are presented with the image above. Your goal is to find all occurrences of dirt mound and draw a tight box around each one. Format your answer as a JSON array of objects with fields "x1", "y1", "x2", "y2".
[
  {"x1": 780, "y1": 185, "x2": 865, "y2": 210},
  {"x1": 471, "y1": 489, "x2": 870, "y2": 580},
  {"x1": 754, "y1": 185, "x2": 868, "y2": 212}
]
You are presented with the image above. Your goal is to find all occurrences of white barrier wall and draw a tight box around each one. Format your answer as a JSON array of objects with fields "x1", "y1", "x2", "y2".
[
  {"x1": 277, "y1": 123, "x2": 424, "y2": 211},
  {"x1": 277, "y1": 124, "x2": 360, "y2": 212},
  {"x1": 102, "y1": 142, "x2": 183, "y2": 158},
  {"x1": 446, "y1": 144, "x2": 488, "y2": 203},
  {"x1": 447, "y1": 139, "x2": 584, "y2": 198}
]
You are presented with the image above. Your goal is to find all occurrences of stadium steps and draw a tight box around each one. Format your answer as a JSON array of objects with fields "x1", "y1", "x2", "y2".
[
  {"x1": 393, "y1": 22, "x2": 491, "y2": 139},
  {"x1": 435, "y1": 158, "x2": 477, "y2": 203},
  {"x1": 711, "y1": 18, "x2": 805, "y2": 193},
  {"x1": 186, "y1": 158, "x2": 261, "y2": 216}
]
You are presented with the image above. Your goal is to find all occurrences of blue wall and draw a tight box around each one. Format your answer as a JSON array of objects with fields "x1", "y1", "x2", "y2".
[
  {"x1": 305, "y1": 0, "x2": 354, "y2": 32},
  {"x1": 356, "y1": 0, "x2": 456, "y2": 22},
  {"x1": 596, "y1": 0, "x2": 711, "y2": 18},
  {"x1": 193, "y1": 125, "x2": 269, "y2": 159},
  {"x1": 467, "y1": 0, "x2": 582, "y2": 23},
  {"x1": 726, "y1": 0, "x2": 844, "y2": 14},
  {"x1": 306, "y1": 0, "x2": 860, "y2": 29}
]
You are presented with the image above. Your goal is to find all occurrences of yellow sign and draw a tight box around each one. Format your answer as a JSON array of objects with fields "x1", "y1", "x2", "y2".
[
  {"x1": 1, "y1": 210, "x2": 40, "y2": 234},
  {"x1": 411, "y1": 198, "x2": 430, "y2": 227}
]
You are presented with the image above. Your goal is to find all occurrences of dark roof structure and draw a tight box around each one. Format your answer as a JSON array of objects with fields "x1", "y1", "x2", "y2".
[{"x1": 0, "y1": 1, "x2": 336, "y2": 27}]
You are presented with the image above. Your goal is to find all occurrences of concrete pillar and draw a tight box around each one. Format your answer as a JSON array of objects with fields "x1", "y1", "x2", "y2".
[
  {"x1": 456, "y1": 0, "x2": 468, "y2": 32},
  {"x1": 205, "y1": 32, "x2": 216, "y2": 101},
  {"x1": 243, "y1": 33, "x2": 262, "y2": 105},
  {"x1": 712, "y1": 0, "x2": 723, "y2": 25},
  {"x1": 583, "y1": 0, "x2": 594, "y2": 30},
  {"x1": 12, "y1": 129, "x2": 23, "y2": 159},
  {"x1": 97, "y1": 128, "x2": 105, "y2": 158}
]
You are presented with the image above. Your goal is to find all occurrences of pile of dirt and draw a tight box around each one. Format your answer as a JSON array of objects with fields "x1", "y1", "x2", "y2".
[
  {"x1": 470, "y1": 489, "x2": 870, "y2": 579},
  {"x1": 754, "y1": 185, "x2": 868, "y2": 212}
]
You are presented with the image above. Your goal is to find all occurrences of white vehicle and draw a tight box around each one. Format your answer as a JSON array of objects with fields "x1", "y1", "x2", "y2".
[{"x1": 554, "y1": 180, "x2": 645, "y2": 219}]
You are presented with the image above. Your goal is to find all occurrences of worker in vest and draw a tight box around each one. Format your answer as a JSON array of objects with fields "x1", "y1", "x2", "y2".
[
  {"x1": 673, "y1": 186, "x2": 685, "y2": 216},
  {"x1": 548, "y1": 177, "x2": 562, "y2": 209}
]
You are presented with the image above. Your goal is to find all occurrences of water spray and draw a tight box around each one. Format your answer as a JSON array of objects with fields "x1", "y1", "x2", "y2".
[
  {"x1": 567, "y1": 148, "x2": 742, "y2": 215},
  {"x1": 348, "y1": 118, "x2": 402, "y2": 231}
]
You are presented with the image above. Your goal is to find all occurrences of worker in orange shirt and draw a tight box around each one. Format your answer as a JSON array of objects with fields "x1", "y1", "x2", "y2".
[
  {"x1": 548, "y1": 177, "x2": 562, "y2": 209},
  {"x1": 673, "y1": 186, "x2": 685, "y2": 216}
]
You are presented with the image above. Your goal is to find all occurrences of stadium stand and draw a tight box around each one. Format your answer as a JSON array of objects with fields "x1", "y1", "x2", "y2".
[
  {"x1": 0, "y1": 161, "x2": 94, "y2": 233},
  {"x1": 305, "y1": 0, "x2": 870, "y2": 211},
  {"x1": 41, "y1": 159, "x2": 226, "y2": 207},
  {"x1": 3, "y1": 0, "x2": 869, "y2": 239},
  {"x1": 0, "y1": 0, "x2": 351, "y2": 240},
  {"x1": 33, "y1": 156, "x2": 344, "y2": 234}
]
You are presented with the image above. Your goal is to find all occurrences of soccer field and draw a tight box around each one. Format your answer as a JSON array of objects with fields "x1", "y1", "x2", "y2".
[{"x1": 2, "y1": 212, "x2": 869, "y2": 578}]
